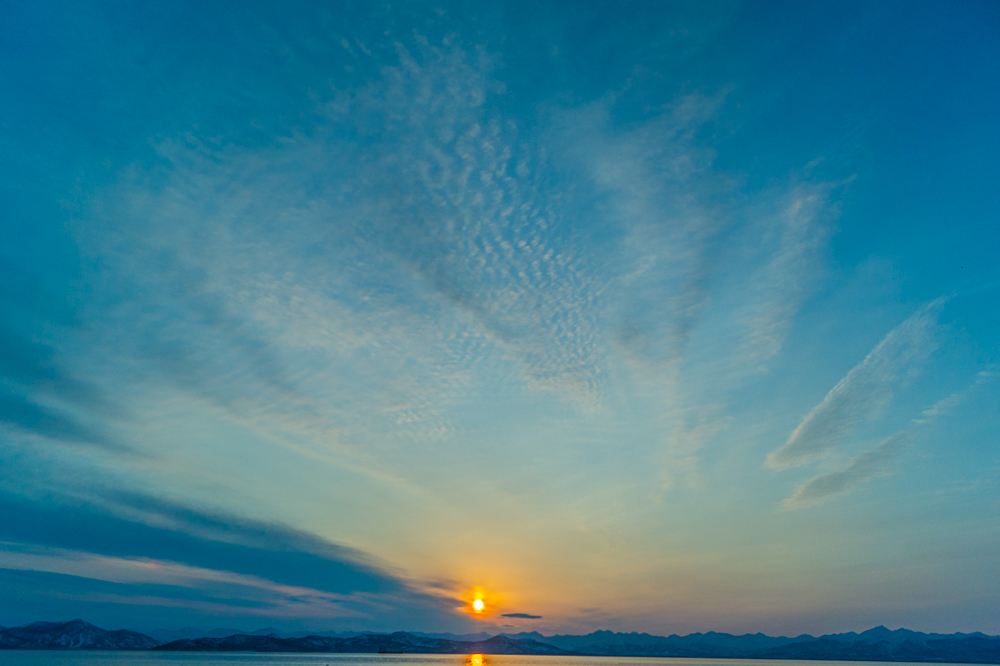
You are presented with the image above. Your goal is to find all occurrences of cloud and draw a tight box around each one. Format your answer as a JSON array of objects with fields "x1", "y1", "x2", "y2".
[
  {"x1": 736, "y1": 180, "x2": 850, "y2": 370},
  {"x1": 0, "y1": 389, "x2": 124, "y2": 451},
  {"x1": 780, "y1": 380, "x2": 988, "y2": 510},
  {"x1": 0, "y1": 545, "x2": 365, "y2": 611},
  {"x1": 0, "y1": 264, "x2": 129, "y2": 453},
  {"x1": 551, "y1": 92, "x2": 729, "y2": 371},
  {"x1": 766, "y1": 299, "x2": 945, "y2": 470},
  {"x1": 0, "y1": 489, "x2": 393, "y2": 595},
  {"x1": 67, "y1": 29, "x2": 849, "y2": 499},
  {"x1": 779, "y1": 429, "x2": 911, "y2": 510},
  {"x1": 500, "y1": 612, "x2": 542, "y2": 619},
  {"x1": 661, "y1": 404, "x2": 728, "y2": 490},
  {"x1": 0, "y1": 483, "x2": 458, "y2": 628},
  {"x1": 0, "y1": 566, "x2": 366, "y2": 630},
  {"x1": 330, "y1": 39, "x2": 609, "y2": 404},
  {"x1": 74, "y1": 31, "x2": 613, "y2": 474}
]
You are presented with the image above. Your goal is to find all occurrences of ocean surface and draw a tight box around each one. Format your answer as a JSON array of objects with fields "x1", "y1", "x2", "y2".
[{"x1": 0, "y1": 654, "x2": 967, "y2": 666}]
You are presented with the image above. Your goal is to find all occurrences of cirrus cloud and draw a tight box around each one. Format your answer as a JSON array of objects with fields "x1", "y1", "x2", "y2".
[{"x1": 767, "y1": 299, "x2": 945, "y2": 471}]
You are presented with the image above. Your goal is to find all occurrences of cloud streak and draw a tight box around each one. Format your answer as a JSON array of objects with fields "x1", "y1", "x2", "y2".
[
  {"x1": 0, "y1": 263, "x2": 130, "y2": 453},
  {"x1": 552, "y1": 93, "x2": 730, "y2": 371},
  {"x1": 780, "y1": 376, "x2": 992, "y2": 510},
  {"x1": 780, "y1": 429, "x2": 912, "y2": 510},
  {"x1": 767, "y1": 299, "x2": 945, "y2": 470},
  {"x1": 0, "y1": 474, "x2": 465, "y2": 629},
  {"x1": 736, "y1": 181, "x2": 849, "y2": 370}
]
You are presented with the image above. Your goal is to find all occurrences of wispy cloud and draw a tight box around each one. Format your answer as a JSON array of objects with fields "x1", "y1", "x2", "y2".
[
  {"x1": 74, "y1": 32, "x2": 823, "y2": 492},
  {"x1": 661, "y1": 403, "x2": 728, "y2": 490},
  {"x1": 779, "y1": 429, "x2": 911, "y2": 510},
  {"x1": 75, "y1": 33, "x2": 613, "y2": 470},
  {"x1": 552, "y1": 92, "x2": 730, "y2": 371},
  {"x1": 736, "y1": 180, "x2": 850, "y2": 371},
  {"x1": 766, "y1": 299, "x2": 945, "y2": 470},
  {"x1": 780, "y1": 387, "x2": 972, "y2": 510}
]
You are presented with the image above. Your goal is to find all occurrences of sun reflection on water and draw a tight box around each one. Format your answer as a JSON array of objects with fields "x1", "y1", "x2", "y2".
[{"x1": 464, "y1": 653, "x2": 489, "y2": 666}]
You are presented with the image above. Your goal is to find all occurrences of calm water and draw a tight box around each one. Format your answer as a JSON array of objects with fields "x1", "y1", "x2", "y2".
[{"x1": 0, "y1": 654, "x2": 963, "y2": 666}]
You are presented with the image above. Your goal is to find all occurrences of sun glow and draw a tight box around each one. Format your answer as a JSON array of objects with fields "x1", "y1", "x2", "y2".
[{"x1": 462, "y1": 586, "x2": 501, "y2": 618}]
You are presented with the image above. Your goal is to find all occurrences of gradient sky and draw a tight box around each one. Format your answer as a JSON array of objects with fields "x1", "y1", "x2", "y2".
[{"x1": 1, "y1": 0, "x2": 999, "y2": 638}]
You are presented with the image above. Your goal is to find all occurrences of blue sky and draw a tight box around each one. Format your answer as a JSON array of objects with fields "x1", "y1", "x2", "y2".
[{"x1": 1, "y1": 0, "x2": 998, "y2": 636}]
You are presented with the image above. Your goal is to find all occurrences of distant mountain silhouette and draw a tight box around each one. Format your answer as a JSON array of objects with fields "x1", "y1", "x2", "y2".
[
  {"x1": 147, "y1": 626, "x2": 495, "y2": 643},
  {"x1": 0, "y1": 619, "x2": 158, "y2": 650},
  {"x1": 4, "y1": 619, "x2": 999, "y2": 663},
  {"x1": 493, "y1": 625, "x2": 1000, "y2": 661},
  {"x1": 153, "y1": 631, "x2": 572, "y2": 655}
]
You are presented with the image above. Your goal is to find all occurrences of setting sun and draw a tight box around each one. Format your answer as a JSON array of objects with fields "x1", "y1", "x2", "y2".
[{"x1": 461, "y1": 586, "x2": 501, "y2": 618}]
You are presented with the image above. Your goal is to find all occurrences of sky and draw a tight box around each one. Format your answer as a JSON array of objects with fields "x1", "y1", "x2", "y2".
[{"x1": 1, "y1": 0, "x2": 999, "y2": 638}]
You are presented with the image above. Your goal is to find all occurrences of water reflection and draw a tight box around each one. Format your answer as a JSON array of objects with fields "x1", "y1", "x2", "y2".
[{"x1": 464, "y1": 654, "x2": 489, "y2": 666}]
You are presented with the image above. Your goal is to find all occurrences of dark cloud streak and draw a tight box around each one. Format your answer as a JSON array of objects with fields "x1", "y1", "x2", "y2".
[
  {"x1": 0, "y1": 489, "x2": 404, "y2": 597},
  {"x1": 0, "y1": 389, "x2": 126, "y2": 451},
  {"x1": 0, "y1": 323, "x2": 129, "y2": 452}
]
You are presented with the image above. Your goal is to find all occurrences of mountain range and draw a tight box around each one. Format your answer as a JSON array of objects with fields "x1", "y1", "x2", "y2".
[{"x1": 2, "y1": 619, "x2": 999, "y2": 663}]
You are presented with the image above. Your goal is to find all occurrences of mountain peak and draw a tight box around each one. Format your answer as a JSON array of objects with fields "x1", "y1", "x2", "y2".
[{"x1": 0, "y1": 619, "x2": 159, "y2": 650}]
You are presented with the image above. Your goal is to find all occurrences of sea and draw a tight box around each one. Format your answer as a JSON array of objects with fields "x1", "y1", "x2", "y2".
[{"x1": 0, "y1": 654, "x2": 961, "y2": 666}]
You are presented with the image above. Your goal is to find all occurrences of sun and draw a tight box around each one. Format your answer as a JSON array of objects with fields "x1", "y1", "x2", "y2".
[{"x1": 461, "y1": 586, "x2": 500, "y2": 618}]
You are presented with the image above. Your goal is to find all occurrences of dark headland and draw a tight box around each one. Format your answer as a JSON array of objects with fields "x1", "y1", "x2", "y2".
[{"x1": 2, "y1": 619, "x2": 999, "y2": 663}]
